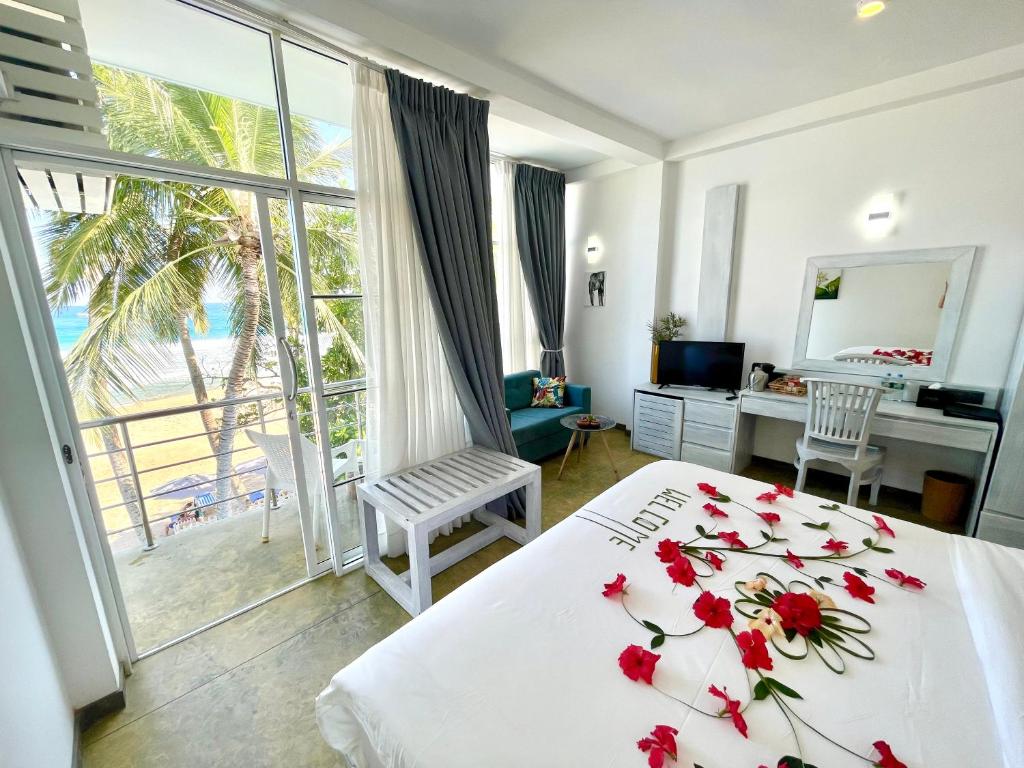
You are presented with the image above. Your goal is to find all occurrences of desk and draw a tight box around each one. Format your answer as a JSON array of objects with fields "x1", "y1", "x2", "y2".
[{"x1": 737, "y1": 389, "x2": 998, "y2": 534}]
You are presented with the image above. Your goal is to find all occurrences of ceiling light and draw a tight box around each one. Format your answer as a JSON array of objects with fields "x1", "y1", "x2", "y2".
[{"x1": 857, "y1": 0, "x2": 886, "y2": 19}]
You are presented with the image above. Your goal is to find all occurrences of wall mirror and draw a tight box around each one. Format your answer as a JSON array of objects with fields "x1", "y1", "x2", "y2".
[{"x1": 793, "y1": 246, "x2": 976, "y2": 382}]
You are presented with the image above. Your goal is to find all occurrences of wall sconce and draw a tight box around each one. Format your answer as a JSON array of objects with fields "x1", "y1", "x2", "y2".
[
  {"x1": 586, "y1": 236, "x2": 602, "y2": 265},
  {"x1": 864, "y1": 192, "x2": 897, "y2": 238}
]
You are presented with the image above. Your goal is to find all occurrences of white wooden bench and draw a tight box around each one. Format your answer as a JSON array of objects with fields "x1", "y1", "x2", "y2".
[{"x1": 356, "y1": 446, "x2": 542, "y2": 616}]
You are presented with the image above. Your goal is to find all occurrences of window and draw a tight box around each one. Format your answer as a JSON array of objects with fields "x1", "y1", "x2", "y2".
[
  {"x1": 282, "y1": 42, "x2": 355, "y2": 189},
  {"x1": 79, "y1": 0, "x2": 286, "y2": 175}
]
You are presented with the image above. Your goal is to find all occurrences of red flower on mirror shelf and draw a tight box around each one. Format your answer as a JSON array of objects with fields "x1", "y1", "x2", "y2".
[
  {"x1": 603, "y1": 573, "x2": 627, "y2": 598},
  {"x1": 703, "y1": 502, "x2": 728, "y2": 518},
  {"x1": 718, "y1": 531, "x2": 748, "y2": 549},
  {"x1": 708, "y1": 684, "x2": 748, "y2": 738},
  {"x1": 619, "y1": 644, "x2": 660, "y2": 684},
  {"x1": 842, "y1": 572, "x2": 876, "y2": 603},
  {"x1": 885, "y1": 568, "x2": 926, "y2": 589},
  {"x1": 636, "y1": 725, "x2": 679, "y2": 768},
  {"x1": 693, "y1": 591, "x2": 734, "y2": 629}
]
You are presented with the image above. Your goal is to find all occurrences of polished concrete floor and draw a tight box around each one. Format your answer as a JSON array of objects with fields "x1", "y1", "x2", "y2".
[
  {"x1": 82, "y1": 432, "x2": 930, "y2": 767},
  {"x1": 113, "y1": 486, "x2": 362, "y2": 652}
]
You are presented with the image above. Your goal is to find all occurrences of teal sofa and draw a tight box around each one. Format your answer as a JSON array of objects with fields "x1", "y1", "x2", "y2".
[{"x1": 504, "y1": 370, "x2": 592, "y2": 463}]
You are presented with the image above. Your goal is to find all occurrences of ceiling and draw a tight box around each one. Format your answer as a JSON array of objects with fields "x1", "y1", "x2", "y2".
[
  {"x1": 488, "y1": 115, "x2": 607, "y2": 170},
  {"x1": 362, "y1": 0, "x2": 1024, "y2": 141}
]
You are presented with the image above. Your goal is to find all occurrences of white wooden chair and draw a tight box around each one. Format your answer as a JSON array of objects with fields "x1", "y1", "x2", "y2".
[
  {"x1": 834, "y1": 353, "x2": 913, "y2": 366},
  {"x1": 245, "y1": 430, "x2": 364, "y2": 543},
  {"x1": 794, "y1": 378, "x2": 887, "y2": 507}
]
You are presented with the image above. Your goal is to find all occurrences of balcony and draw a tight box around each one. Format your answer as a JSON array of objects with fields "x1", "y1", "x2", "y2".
[{"x1": 81, "y1": 388, "x2": 365, "y2": 654}]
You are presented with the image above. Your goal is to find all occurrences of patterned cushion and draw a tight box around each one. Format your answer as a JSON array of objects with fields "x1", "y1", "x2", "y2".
[{"x1": 530, "y1": 376, "x2": 566, "y2": 408}]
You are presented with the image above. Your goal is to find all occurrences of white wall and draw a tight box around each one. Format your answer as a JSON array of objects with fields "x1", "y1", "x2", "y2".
[
  {"x1": 805, "y1": 261, "x2": 950, "y2": 359},
  {"x1": 565, "y1": 162, "x2": 666, "y2": 425},
  {"x1": 667, "y1": 77, "x2": 1024, "y2": 392},
  {"x1": 0, "y1": 487, "x2": 75, "y2": 768}
]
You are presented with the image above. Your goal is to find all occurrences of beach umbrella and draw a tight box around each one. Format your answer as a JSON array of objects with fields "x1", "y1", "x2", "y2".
[
  {"x1": 234, "y1": 457, "x2": 268, "y2": 477},
  {"x1": 151, "y1": 473, "x2": 216, "y2": 500}
]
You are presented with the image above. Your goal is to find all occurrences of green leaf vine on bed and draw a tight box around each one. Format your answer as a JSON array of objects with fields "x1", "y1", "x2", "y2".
[{"x1": 605, "y1": 480, "x2": 923, "y2": 768}]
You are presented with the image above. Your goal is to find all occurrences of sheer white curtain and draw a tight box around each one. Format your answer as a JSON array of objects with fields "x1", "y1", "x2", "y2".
[
  {"x1": 353, "y1": 63, "x2": 469, "y2": 556},
  {"x1": 491, "y1": 159, "x2": 541, "y2": 374}
]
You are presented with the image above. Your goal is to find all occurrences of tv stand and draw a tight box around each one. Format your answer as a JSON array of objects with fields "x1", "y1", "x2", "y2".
[{"x1": 632, "y1": 383, "x2": 752, "y2": 474}]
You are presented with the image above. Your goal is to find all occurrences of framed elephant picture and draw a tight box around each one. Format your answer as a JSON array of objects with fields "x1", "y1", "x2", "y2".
[{"x1": 585, "y1": 270, "x2": 606, "y2": 307}]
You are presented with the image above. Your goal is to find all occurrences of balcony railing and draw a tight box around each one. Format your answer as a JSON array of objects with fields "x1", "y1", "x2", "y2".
[{"x1": 79, "y1": 383, "x2": 366, "y2": 553}]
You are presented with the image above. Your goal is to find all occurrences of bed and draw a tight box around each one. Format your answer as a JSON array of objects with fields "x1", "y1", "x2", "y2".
[{"x1": 316, "y1": 461, "x2": 1024, "y2": 768}]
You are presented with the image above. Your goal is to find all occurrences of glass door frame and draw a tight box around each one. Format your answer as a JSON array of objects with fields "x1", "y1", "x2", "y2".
[{"x1": 0, "y1": 140, "x2": 359, "y2": 661}]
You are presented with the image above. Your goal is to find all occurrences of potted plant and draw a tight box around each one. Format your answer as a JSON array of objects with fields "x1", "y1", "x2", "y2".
[{"x1": 646, "y1": 312, "x2": 687, "y2": 383}]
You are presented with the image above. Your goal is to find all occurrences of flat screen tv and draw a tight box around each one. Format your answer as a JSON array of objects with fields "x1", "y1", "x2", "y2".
[{"x1": 657, "y1": 341, "x2": 745, "y2": 391}]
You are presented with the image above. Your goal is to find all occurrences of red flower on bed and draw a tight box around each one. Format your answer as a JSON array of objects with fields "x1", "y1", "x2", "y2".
[
  {"x1": 885, "y1": 568, "x2": 926, "y2": 589},
  {"x1": 708, "y1": 685, "x2": 748, "y2": 738},
  {"x1": 697, "y1": 482, "x2": 719, "y2": 496},
  {"x1": 656, "y1": 538, "x2": 683, "y2": 564},
  {"x1": 693, "y1": 591, "x2": 734, "y2": 629},
  {"x1": 703, "y1": 502, "x2": 729, "y2": 518},
  {"x1": 718, "y1": 531, "x2": 748, "y2": 549},
  {"x1": 784, "y1": 549, "x2": 805, "y2": 569},
  {"x1": 667, "y1": 556, "x2": 697, "y2": 587},
  {"x1": 872, "y1": 515, "x2": 895, "y2": 538},
  {"x1": 602, "y1": 573, "x2": 627, "y2": 597},
  {"x1": 636, "y1": 724, "x2": 678, "y2": 768},
  {"x1": 757, "y1": 511, "x2": 781, "y2": 525},
  {"x1": 736, "y1": 630, "x2": 773, "y2": 671},
  {"x1": 821, "y1": 538, "x2": 849, "y2": 554},
  {"x1": 619, "y1": 644, "x2": 660, "y2": 684},
  {"x1": 771, "y1": 592, "x2": 822, "y2": 636},
  {"x1": 843, "y1": 572, "x2": 876, "y2": 603},
  {"x1": 756, "y1": 491, "x2": 780, "y2": 504},
  {"x1": 773, "y1": 483, "x2": 794, "y2": 498},
  {"x1": 872, "y1": 740, "x2": 908, "y2": 768},
  {"x1": 705, "y1": 551, "x2": 725, "y2": 571}
]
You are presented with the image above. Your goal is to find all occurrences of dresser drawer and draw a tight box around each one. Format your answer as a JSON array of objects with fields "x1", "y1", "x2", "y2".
[
  {"x1": 680, "y1": 441, "x2": 733, "y2": 472},
  {"x1": 684, "y1": 400, "x2": 735, "y2": 429},
  {"x1": 682, "y1": 421, "x2": 733, "y2": 451}
]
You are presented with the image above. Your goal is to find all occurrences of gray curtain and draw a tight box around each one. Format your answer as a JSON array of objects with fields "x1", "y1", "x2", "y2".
[
  {"x1": 514, "y1": 164, "x2": 566, "y2": 377},
  {"x1": 384, "y1": 68, "x2": 518, "y2": 461}
]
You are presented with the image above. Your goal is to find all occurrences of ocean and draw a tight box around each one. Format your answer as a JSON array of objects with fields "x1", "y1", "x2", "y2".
[{"x1": 53, "y1": 302, "x2": 235, "y2": 351}]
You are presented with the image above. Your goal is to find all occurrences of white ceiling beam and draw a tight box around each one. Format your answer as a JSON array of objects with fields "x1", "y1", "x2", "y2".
[
  {"x1": 666, "y1": 43, "x2": 1024, "y2": 161},
  {"x1": 251, "y1": 0, "x2": 665, "y2": 165}
]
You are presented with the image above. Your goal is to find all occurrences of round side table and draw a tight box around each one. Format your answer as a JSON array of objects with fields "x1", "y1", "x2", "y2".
[{"x1": 557, "y1": 414, "x2": 620, "y2": 481}]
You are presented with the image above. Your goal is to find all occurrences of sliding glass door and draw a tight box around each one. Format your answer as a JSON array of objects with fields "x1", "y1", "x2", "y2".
[{"x1": 9, "y1": 156, "x2": 350, "y2": 655}]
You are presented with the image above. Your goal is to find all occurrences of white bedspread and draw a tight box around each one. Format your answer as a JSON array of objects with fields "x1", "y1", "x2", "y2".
[{"x1": 317, "y1": 461, "x2": 1024, "y2": 768}]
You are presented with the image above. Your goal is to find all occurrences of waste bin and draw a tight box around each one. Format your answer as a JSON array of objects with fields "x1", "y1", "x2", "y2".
[{"x1": 921, "y1": 470, "x2": 972, "y2": 525}]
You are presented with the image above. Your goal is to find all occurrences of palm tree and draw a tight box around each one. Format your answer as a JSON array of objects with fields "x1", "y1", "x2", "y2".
[{"x1": 40, "y1": 64, "x2": 362, "y2": 536}]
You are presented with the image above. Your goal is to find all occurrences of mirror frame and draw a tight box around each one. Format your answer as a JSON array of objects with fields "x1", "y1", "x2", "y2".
[{"x1": 793, "y1": 246, "x2": 976, "y2": 382}]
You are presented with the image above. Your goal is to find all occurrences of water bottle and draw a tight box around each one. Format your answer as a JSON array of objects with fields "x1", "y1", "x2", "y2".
[
  {"x1": 892, "y1": 374, "x2": 906, "y2": 401},
  {"x1": 880, "y1": 373, "x2": 893, "y2": 400}
]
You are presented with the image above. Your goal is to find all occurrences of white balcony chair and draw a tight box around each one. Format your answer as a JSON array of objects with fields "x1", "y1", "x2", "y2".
[
  {"x1": 834, "y1": 353, "x2": 913, "y2": 366},
  {"x1": 245, "y1": 430, "x2": 364, "y2": 543},
  {"x1": 794, "y1": 378, "x2": 886, "y2": 508}
]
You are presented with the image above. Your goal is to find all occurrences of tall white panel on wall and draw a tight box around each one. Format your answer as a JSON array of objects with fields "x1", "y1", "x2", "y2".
[{"x1": 694, "y1": 184, "x2": 740, "y2": 341}]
